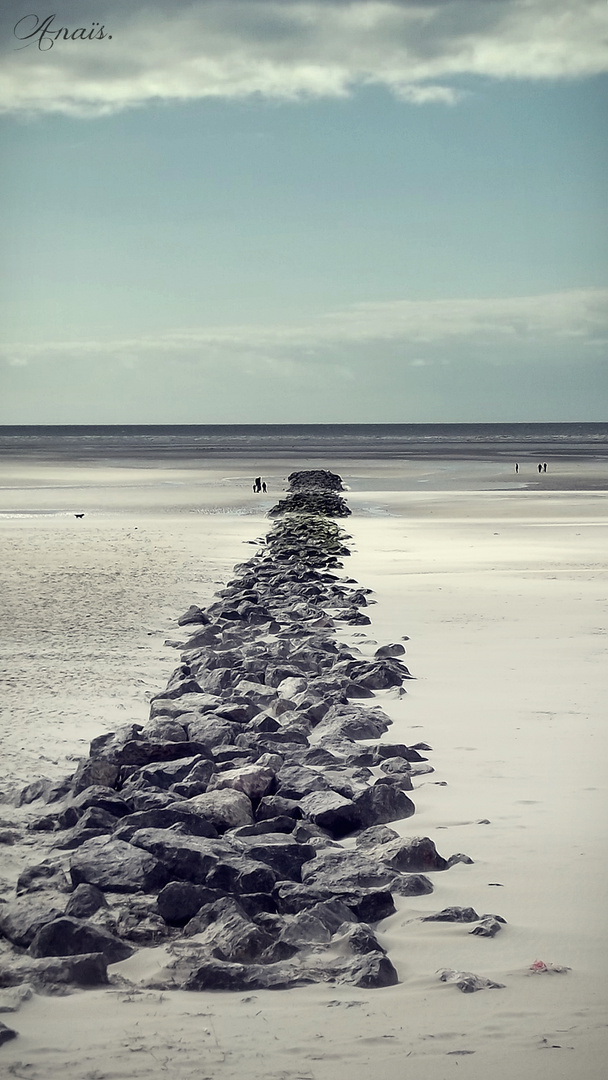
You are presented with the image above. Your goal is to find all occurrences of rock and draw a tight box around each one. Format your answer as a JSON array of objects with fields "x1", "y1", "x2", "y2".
[
  {"x1": 0, "y1": 984, "x2": 33, "y2": 1014},
  {"x1": 369, "y1": 743, "x2": 427, "y2": 764},
  {"x1": 128, "y1": 829, "x2": 220, "y2": 885},
  {"x1": 332, "y1": 923, "x2": 386, "y2": 956},
  {"x1": 300, "y1": 849, "x2": 399, "y2": 892},
  {"x1": 0, "y1": 1020, "x2": 18, "y2": 1045},
  {"x1": 446, "y1": 852, "x2": 474, "y2": 868},
  {"x1": 178, "y1": 605, "x2": 209, "y2": 626},
  {"x1": 207, "y1": 764, "x2": 275, "y2": 801},
  {"x1": 72, "y1": 756, "x2": 120, "y2": 794},
  {"x1": 113, "y1": 805, "x2": 219, "y2": 841},
  {"x1": 157, "y1": 881, "x2": 222, "y2": 925},
  {"x1": 183, "y1": 790, "x2": 254, "y2": 832},
  {"x1": 0, "y1": 954, "x2": 109, "y2": 991},
  {"x1": 140, "y1": 719, "x2": 189, "y2": 743},
  {"x1": 70, "y1": 837, "x2": 169, "y2": 893},
  {"x1": 278, "y1": 910, "x2": 331, "y2": 946},
  {"x1": 16, "y1": 861, "x2": 70, "y2": 895},
  {"x1": 367, "y1": 836, "x2": 449, "y2": 873},
  {"x1": 29, "y1": 916, "x2": 134, "y2": 963},
  {"x1": 352, "y1": 783, "x2": 415, "y2": 828},
  {"x1": 149, "y1": 692, "x2": 220, "y2": 720},
  {"x1": 299, "y1": 791, "x2": 361, "y2": 839},
  {"x1": 469, "y1": 915, "x2": 506, "y2": 937},
  {"x1": 185, "y1": 716, "x2": 241, "y2": 750},
  {"x1": 374, "y1": 643, "x2": 406, "y2": 659},
  {"x1": 423, "y1": 906, "x2": 479, "y2": 923},
  {"x1": 230, "y1": 834, "x2": 315, "y2": 881},
  {"x1": 58, "y1": 786, "x2": 130, "y2": 827},
  {"x1": 275, "y1": 765, "x2": 329, "y2": 800},
  {"x1": 64, "y1": 884, "x2": 107, "y2": 919},
  {"x1": 255, "y1": 795, "x2": 302, "y2": 821},
  {"x1": 439, "y1": 969, "x2": 505, "y2": 992},
  {"x1": 185, "y1": 897, "x2": 275, "y2": 963},
  {"x1": 54, "y1": 805, "x2": 120, "y2": 849},
  {"x1": 314, "y1": 704, "x2": 392, "y2": 741},
  {"x1": 0, "y1": 897, "x2": 65, "y2": 948}
]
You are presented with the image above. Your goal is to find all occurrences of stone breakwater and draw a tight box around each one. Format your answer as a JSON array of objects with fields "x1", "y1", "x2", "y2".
[{"x1": 0, "y1": 470, "x2": 484, "y2": 997}]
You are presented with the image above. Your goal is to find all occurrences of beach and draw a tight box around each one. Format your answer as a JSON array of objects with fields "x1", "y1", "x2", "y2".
[{"x1": 0, "y1": 439, "x2": 607, "y2": 1079}]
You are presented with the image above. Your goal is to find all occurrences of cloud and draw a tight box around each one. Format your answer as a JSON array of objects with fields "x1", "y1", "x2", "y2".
[
  {"x1": 1, "y1": 1, "x2": 607, "y2": 116},
  {"x1": 2, "y1": 287, "x2": 606, "y2": 373}
]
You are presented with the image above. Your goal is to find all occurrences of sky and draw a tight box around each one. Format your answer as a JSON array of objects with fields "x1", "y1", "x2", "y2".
[{"x1": 0, "y1": 0, "x2": 607, "y2": 424}]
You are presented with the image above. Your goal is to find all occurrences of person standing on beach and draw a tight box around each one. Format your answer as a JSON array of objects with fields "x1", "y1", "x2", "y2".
[
  {"x1": 543, "y1": 463, "x2": 547, "y2": 472},
  {"x1": 515, "y1": 463, "x2": 519, "y2": 474},
  {"x1": 538, "y1": 463, "x2": 542, "y2": 473}
]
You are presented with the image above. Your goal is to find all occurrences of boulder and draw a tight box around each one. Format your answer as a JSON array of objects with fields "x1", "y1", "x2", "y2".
[
  {"x1": 112, "y1": 805, "x2": 219, "y2": 841},
  {"x1": 0, "y1": 1021, "x2": 18, "y2": 1045},
  {"x1": 370, "y1": 836, "x2": 449, "y2": 873},
  {"x1": 183, "y1": 790, "x2": 254, "y2": 832},
  {"x1": 422, "y1": 906, "x2": 479, "y2": 923},
  {"x1": 16, "y1": 861, "x2": 69, "y2": 896},
  {"x1": 185, "y1": 898, "x2": 275, "y2": 964},
  {"x1": 70, "y1": 837, "x2": 169, "y2": 893},
  {"x1": 28, "y1": 916, "x2": 134, "y2": 963},
  {"x1": 0, "y1": 954, "x2": 109, "y2": 991},
  {"x1": 352, "y1": 783, "x2": 415, "y2": 828},
  {"x1": 314, "y1": 704, "x2": 392, "y2": 741},
  {"x1": 64, "y1": 884, "x2": 107, "y2": 919},
  {"x1": 0, "y1": 897, "x2": 65, "y2": 948},
  {"x1": 149, "y1": 693, "x2": 220, "y2": 720},
  {"x1": 72, "y1": 756, "x2": 120, "y2": 794},
  {"x1": 185, "y1": 716, "x2": 240, "y2": 750},
  {"x1": 207, "y1": 764, "x2": 275, "y2": 801},
  {"x1": 230, "y1": 834, "x2": 315, "y2": 881},
  {"x1": 299, "y1": 791, "x2": 361, "y2": 839},
  {"x1": 157, "y1": 881, "x2": 222, "y2": 926},
  {"x1": 128, "y1": 829, "x2": 220, "y2": 884}
]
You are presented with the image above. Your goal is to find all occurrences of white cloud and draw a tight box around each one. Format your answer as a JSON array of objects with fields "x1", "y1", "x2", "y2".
[
  {"x1": 2, "y1": 288, "x2": 606, "y2": 372},
  {"x1": 1, "y1": 1, "x2": 607, "y2": 116}
]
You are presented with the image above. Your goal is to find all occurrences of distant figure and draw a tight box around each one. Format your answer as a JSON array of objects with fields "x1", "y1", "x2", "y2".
[
  {"x1": 538, "y1": 463, "x2": 542, "y2": 473},
  {"x1": 262, "y1": 481, "x2": 267, "y2": 493},
  {"x1": 253, "y1": 476, "x2": 262, "y2": 493},
  {"x1": 74, "y1": 513, "x2": 85, "y2": 519},
  {"x1": 515, "y1": 463, "x2": 519, "y2": 474},
  {"x1": 543, "y1": 462, "x2": 547, "y2": 473}
]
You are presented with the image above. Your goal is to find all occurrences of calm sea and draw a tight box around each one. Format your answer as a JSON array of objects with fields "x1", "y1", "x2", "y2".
[{"x1": 0, "y1": 423, "x2": 606, "y2": 461}]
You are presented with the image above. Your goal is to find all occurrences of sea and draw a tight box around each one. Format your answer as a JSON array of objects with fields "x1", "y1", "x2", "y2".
[{"x1": 0, "y1": 423, "x2": 606, "y2": 461}]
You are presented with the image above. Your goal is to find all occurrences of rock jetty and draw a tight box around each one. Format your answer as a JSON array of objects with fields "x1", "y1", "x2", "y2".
[{"x1": 2, "y1": 470, "x2": 476, "y2": 995}]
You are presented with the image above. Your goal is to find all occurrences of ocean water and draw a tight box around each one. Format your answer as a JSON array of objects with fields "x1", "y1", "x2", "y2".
[{"x1": 0, "y1": 423, "x2": 606, "y2": 461}]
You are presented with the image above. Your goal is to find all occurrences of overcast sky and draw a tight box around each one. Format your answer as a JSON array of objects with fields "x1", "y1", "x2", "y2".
[{"x1": 0, "y1": 0, "x2": 606, "y2": 423}]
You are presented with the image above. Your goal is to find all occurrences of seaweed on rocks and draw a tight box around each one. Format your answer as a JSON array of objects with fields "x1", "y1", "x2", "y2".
[{"x1": 11, "y1": 469, "x2": 475, "y2": 995}]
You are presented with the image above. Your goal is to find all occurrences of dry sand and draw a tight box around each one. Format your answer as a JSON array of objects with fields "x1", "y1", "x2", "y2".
[{"x1": 0, "y1": 455, "x2": 607, "y2": 1078}]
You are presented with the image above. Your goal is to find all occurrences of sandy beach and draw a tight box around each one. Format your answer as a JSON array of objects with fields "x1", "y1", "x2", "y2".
[{"x1": 0, "y1": 449, "x2": 607, "y2": 1079}]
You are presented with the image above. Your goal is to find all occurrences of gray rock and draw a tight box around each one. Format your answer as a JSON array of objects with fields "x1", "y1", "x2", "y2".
[
  {"x1": 28, "y1": 916, "x2": 134, "y2": 963},
  {"x1": 439, "y1": 968, "x2": 505, "y2": 992},
  {"x1": 16, "y1": 861, "x2": 69, "y2": 896},
  {"x1": 128, "y1": 828, "x2": 220, "y2": 884},
  {"x1": 230, "y1": 834, "x2": 315, "y2": 881},
  {"x1": 299, "y1": 790, "x2": 361, "y2": 839},
  {"x1": 207, "y1": 764, "x2": 275, "y2": 801},
  {"x1": 70, "y1": 837, "x2": 169, "y2": 893},
  {"x1": 423, "y1": 906, "x2": 479, "y2": 923},
  {"x1": 0, "y1": 897, "x2": 65, "y2": 948},
  {"x1": 0, "y1": 1020, "x2": 17, "y2": 1045},
  {"x1": 352, "y1": 782, "x2": 415, "y2": 828},
  {"x1": 64, "y1": 884, "x2": 107, "y2": 919},
  {"x1": 183, "y1": 789, "x2": 254, "y2": 832},
  {"x1": 157, "y1": 881, "x2": 221, "y2": 925},
  {"x1": 0, "y1": 954, "x2": 109, "y2": 991}
]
